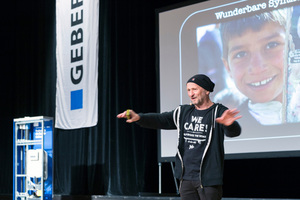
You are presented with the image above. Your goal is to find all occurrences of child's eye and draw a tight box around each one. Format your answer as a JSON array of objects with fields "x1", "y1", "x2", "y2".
[
  {"x1": 266, "y1": 41, "x2": 280, "y2": 50},
  {"x1": 234, "y1": 51, "x2": 247, "y2": 59}
]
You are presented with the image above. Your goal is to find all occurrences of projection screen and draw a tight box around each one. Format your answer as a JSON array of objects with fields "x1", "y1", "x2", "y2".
[{"x1": 157, "y1": 0, "x2": 300, "y2": 162}]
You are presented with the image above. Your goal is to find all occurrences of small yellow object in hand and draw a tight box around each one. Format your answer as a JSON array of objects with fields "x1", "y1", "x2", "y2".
[{"x1": 126, "y1": 109, "x2": 131, "y2": 119}]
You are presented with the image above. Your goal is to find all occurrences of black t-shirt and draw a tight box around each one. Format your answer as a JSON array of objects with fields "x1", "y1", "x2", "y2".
[{"x1": 182, "y1": 108, "x2": 213, "y2": 180}]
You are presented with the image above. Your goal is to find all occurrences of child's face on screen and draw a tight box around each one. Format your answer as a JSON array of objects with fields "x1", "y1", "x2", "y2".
[{"x1": 223, "y1": 22, "x2": 286, "y2": 103}]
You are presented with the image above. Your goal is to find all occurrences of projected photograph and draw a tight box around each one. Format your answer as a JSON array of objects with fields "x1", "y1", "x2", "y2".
[
  {"x1": 197, "y1": 8, "x2": 300, "y2": 125},
  {"x1": 158, "y1": 0, "x2": 300, "y2": 160}
]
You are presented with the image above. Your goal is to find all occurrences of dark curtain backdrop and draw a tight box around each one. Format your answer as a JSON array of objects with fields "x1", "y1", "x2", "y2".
[
  {"x1": 0, "y1": 0, "x2": 187, "y2": 196},
  {"x1": 1, "y1": 0, "x2": 300, "y2": 198}
]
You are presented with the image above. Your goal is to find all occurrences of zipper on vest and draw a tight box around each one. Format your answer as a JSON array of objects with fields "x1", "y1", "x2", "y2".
[{"x1": 199, "y1": 107, "x2": 217, "y2": 188}]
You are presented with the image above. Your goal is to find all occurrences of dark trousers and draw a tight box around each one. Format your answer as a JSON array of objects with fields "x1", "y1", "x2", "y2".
[{"x1": 179, "y1": 180, "x2": 223, "y2": 200}]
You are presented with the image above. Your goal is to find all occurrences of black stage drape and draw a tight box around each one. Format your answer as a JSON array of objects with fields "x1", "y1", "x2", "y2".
[
  {"x1": 1, "y1": 0, "x2": 300, "y2": 198},
  {"x1": 0, "y1": 0, "x2": 185, "y2": 196}
]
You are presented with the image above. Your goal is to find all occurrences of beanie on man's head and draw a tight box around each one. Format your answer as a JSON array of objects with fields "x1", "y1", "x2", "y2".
[{"x1": 186, "y1": 74, "x2": 215, "y2": 92}]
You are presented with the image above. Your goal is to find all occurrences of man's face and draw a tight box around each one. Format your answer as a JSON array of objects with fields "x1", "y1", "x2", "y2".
[
  {"x1": 223, "y1": 22, "x2": 285, "y2": 103},
  {"x1": 187, "y1": 82, "x2": 208, "y2": 107}
]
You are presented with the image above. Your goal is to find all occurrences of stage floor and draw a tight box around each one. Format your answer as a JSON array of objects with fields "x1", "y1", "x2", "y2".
[
  {"x1": 54, "y1": 196, "x2": 300, "y2": 200},
  {"x1": 54, "y1": 194, "x2": 180, "y2": 200},
  {"x1": 53, "y1": 195, "x2": 300, "y2": 200},
  {"x1": 2, "y1": 194, "x2": 300, "y2": 200}
]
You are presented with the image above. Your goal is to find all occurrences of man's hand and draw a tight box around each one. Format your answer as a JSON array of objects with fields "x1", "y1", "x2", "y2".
[
  {"x1": 215, "y1": 108, "x2": 242, "y2": 126},
  {"x1": 117, "y1": 109, "x2": 140, "y2": 123}
]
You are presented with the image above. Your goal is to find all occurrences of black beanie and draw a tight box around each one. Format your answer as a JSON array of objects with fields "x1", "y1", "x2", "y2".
[{"x1": 187, "y1": 74, "x2": 215, "y2": 92}]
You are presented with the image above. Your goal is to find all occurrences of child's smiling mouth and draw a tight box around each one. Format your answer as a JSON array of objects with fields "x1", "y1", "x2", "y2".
[{"x1": 249, "y1": 76, "x2": 275, "y2": 87}]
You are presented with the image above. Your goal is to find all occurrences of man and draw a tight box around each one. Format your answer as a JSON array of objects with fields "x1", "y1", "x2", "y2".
[{"x1": 117, "y1": 74, "x2": 242, "y2": 200}]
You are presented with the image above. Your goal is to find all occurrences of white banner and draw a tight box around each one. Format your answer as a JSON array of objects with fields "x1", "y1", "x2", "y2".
[{"x1": 55, "y1": 0, "x2": 99, "y2": 129}]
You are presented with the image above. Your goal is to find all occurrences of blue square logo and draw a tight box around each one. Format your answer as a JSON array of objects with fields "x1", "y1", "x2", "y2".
[{"x1": 71, "y1": 89, "x2": 83, "y2": 110}]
